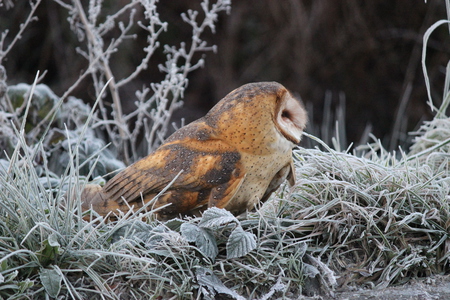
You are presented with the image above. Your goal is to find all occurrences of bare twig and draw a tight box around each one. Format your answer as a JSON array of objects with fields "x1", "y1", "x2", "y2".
[{"x1": 0, "y1": 0, "x2": 42, "y2": 64}]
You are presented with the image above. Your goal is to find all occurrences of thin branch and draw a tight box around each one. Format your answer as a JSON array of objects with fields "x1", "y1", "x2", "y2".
[
  {"x1": 72, "y1": 0, "x2": 129, "y2": 162},
  {"x1": 0, "y1": 0, "x2": 42, "y2": 64}
]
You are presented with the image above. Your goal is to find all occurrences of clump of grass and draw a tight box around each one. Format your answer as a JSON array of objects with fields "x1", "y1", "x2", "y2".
[
  {"x1": 2, "y1": 1, "x2": 450, "y2": 298},
  {"x1": 5, "y1": 103, "x2": 450, "y2": 299},
  {"x1": 2, "y1": 64, "x2": 450, "y2": 300},
  {"x1": 0, "y1": 128, "x2": 313, "y2": 299},
  {"x1": 259, "y1": 4, "x2": 450, "y2": 291},
  {"x1": 269, "y1": 134, "x2": 449, "y2": 290},
  {"x1": 0, "y1": 81, "x2": 310, "y2": 299}
]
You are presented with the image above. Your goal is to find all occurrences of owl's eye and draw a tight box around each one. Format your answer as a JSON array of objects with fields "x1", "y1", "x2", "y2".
[
  {"x1": 281, "y1": 110, "x2": 291, "y2": 120},
  {"x1": 275, "y1": 94, "x2": 307, "y2": 144}
]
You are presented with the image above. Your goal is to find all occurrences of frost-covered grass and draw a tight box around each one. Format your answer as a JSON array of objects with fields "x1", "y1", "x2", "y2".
[
  {"x1": 289, "y1": 135, "x2": 450, "y2": 290},
  {"x1": 1, "y1": 0, "x2": 450, "y2": 299},
  {"x1": 2, "y1": 86, "x2": 450, "y2": 298},
  {"x1": 0, "y1": 125, "x2": 308, "y2": 298},
  {"x1": 2, "y1": 113, "x2": 450, "y2": 299}
]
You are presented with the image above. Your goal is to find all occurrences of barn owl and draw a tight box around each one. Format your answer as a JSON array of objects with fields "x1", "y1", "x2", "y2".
[{"x1": 82, "y1": 82, "x2": 308, "y2": 220}]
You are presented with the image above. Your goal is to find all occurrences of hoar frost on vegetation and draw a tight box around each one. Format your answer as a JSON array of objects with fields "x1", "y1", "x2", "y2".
[{"x1": 1, "y1": 0, "x2": 450, "y2": 299}]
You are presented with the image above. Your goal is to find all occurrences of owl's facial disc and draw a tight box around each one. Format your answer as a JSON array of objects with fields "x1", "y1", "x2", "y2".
[{"x1": 276, "y1": 94, "x2": 307, "y2": 144}]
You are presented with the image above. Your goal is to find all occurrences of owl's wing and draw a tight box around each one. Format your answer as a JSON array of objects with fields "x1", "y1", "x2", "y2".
[{"x1": 102, "y1": 139, "x2": 245, "y2": 209}]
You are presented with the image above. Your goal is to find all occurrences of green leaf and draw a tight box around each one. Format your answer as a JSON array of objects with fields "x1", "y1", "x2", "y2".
[
  {"x1": 302, "y1": 263, "x2": 320, "y2": 278},
  {"x1": 296, "y1": 241, "x2": 308, "y2": 258},
  {"x1": 164, "y1": 218, "x2": 185, "y2": 231},
  {"x1": 17, "y1": 279, "x2": 34, "y2": 294},
  {"x1": 226, "y1": 226, "x2": 256, "y2": 259},
  {"x1": 47, "y1": 233, "x2": 60, "y2": 248},
  {"x1": 198, "y1": 207, "x2": 238, "y2": 229},
  {"x1": 37, "y1": 233, "x2": 62, "y2": 266},
  {"x1": 180, "y1": 223, "x2": 218, "y2": 259},
  {"x1": 111, "y1": 220, "x2": 154, "y2": 243},
  {"x1": 39, "y1": 267, "x2": 62, "y2": 298},
  {"x1": 0, "y1": 258, "x2": 9, "y2": 272},
  {"x1": 2, "y1": 270, "x2": 18, "y2": 283},
  {"x1": 196, "y1": 267, "x2": 245, "y2": 300}
]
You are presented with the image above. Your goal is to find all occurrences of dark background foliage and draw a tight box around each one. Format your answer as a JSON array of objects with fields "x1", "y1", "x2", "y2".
[{"x1": 1, "y1": 0, "x2": 449, "y2": 150}]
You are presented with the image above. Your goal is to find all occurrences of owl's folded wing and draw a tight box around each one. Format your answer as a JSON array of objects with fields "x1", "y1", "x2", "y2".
[
  {"x1": 82, "y1": 139, "x2": 245, "y2": 217},
  {"x1": 107, "y1": 140, "x2": 243, "y2": 197}
]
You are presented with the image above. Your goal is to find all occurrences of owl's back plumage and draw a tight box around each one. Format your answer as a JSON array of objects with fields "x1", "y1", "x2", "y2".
[{"x1": 82, "y1": 82, "x2": 307, "y2": 220}]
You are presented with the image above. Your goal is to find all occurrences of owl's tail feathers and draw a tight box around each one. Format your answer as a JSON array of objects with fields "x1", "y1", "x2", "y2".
[{"x1": 81, "y1": 184, "x2": 112, "y2": 218}]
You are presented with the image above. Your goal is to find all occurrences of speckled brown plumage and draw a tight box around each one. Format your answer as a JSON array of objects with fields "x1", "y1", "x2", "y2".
[{"x1": 81, "y1": 82, "x2": 308, "y2": 220}]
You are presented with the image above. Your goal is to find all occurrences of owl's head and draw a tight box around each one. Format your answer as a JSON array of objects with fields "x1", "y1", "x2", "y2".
[
  {"x1": 204, "y1": 81, "x2": 308, "y2": 146},
  {"x1": 273, "y1": 84, "x2": 308, "y2": 144}
]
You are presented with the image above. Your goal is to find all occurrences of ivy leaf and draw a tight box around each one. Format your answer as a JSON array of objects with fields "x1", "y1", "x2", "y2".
[
  {"x1": 164, "y1": 218, "x2": 185, "y2": 231},
  {"x1": 180, "y1": 223, "x2": 218, "y2": 259},
  {"x1": 40, "y1": 267, "x2": 62, "y2": 298},
  {"x1": 226, "y1": 226, "x2": 257, "y2": 259},
  {"x1": 303, "y1": 263, "x2": 320, "y2": 278},
  {"x1": 198, "y1": 207, "x2": 238, "y2": 229},
  {"x1": 37, "y1": 233, "x2": 62, "y2": 266},
  {"x1": 196, "y1": 267, "x2": 245, "y2": 300},
  {"x1": 47, "y1": 233, "x2": 60, "y2": 249},
  {"x1": 18, "y1": 279, "x2": 34, "y2": 294},
  {"x1": 296, "y1": 241, "x2": 308, "y2": 258}
]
